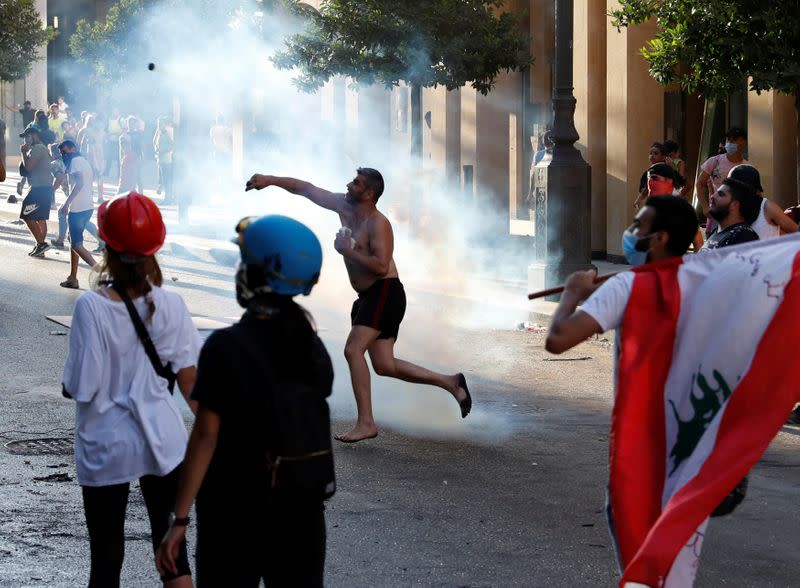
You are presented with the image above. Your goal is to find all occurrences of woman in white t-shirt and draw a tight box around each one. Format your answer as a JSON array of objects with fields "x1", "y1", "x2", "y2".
[{"x1": 62, "y1": 192, "x2": 199, "y2": 587}]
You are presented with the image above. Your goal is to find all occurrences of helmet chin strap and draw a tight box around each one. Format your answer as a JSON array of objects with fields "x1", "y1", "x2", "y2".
[{"x1": 247, "y1": 303, "x2": 279, "y2": 316}]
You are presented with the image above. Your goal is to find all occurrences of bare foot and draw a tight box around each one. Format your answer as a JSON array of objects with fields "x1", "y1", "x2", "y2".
[{"x1": 335, "y1": 423, "x2": 379, "y2": 443}]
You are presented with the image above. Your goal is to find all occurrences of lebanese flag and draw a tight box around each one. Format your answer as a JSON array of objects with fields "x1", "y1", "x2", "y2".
[{"x1": 608, "y1": 234, "x2": 800, "y2": 587}]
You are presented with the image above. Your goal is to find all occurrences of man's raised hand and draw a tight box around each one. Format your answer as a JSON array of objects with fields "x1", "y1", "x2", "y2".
[
  {"x1": 245, "y1": 174, "x2": 271, "y2": 191},
  {"x1": 563, "y1": 269, "x2": 600, "y2": 302}
]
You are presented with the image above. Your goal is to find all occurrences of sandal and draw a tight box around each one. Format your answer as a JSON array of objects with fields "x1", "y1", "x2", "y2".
[
  {"x1": 456, "y1": 373, "x2": 472, "y2": 418},
  {"x1": 59, "y1": 277, "x2": 79, "y2": 289}
]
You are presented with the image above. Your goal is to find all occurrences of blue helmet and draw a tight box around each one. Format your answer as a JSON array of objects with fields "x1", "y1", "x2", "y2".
[{"x1": 233, "y1": 215, "x2": 322, "y2": 301}]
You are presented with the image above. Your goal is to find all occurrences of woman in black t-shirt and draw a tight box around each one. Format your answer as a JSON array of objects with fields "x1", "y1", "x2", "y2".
[{"x1": 157, "y1": 215, "x2": 333, "y2": 587}]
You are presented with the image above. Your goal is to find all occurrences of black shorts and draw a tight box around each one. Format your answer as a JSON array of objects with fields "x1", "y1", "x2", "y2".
[
  {"x1": 350, "y1": 278, "x2": 407, "y2": 340},
  {"x1": 20, "y1": 186, "x2": 53, "y2": 221}
]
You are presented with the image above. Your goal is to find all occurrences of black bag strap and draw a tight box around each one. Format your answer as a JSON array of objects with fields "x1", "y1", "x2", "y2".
[{"x1": 112, "y1": 283, "x2": 177, "y2": 394}]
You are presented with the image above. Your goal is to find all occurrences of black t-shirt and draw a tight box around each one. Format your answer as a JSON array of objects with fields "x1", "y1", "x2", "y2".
[
  {"x1": 191, "y1": 312, "x2": 334, "y2": 504},
  {"x1": 38, "y1": 127, "x2": 56, "y2": 146},
  {"x1": 704, "y1": 222, "x2": 759, "y2": 249},
  {"x1": 20, "y1": 106, "x2": 35, "y2": 127}
]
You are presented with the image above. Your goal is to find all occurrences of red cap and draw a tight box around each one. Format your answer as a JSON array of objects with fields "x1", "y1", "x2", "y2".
[{"x1": 98, "y1": 192, "x2": 166, "y2": 257}]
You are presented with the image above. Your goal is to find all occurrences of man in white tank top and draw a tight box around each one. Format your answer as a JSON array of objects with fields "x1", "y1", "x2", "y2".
[{"x1": 728, "y1": 164, "x2": 798, "y2": 240}]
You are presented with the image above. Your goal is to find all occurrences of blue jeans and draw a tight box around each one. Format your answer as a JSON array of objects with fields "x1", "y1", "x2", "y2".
[{"x1": 59, "y1": 209, "x2": 99, "y2": 244}]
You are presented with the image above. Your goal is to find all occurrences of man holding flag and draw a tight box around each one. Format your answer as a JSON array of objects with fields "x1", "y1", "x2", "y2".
[{"x1": 545, "y1": 195, "x2": 800, "y2": 587}]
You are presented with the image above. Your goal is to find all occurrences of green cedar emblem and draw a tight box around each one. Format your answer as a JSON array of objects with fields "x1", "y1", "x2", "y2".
[{"x1": 668, "y1": 370, "x2": 733, "y2": 475}]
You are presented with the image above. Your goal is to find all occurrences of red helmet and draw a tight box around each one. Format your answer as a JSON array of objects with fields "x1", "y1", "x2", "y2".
[{"x1": 98, "y1": 192, "x2": 166, "y2": 257}]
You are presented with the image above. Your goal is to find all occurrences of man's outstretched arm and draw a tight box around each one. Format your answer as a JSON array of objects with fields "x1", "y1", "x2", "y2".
[
  {"x1": 246, "y1": 174, "x2": 343, "y2": 212},
  {"x1": 545, "y1": 271, "x2": 604, "y2": 354}
]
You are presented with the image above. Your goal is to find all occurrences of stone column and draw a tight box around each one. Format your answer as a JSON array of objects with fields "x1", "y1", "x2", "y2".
[
  {"x1": 528, "y1": 0, "x2": 593, "y2": 296},
  {"x1": 574, "y1": 0, "x2": 607, "y2": 258},
  {"x1": 747, "y1": 90, "x2": 798, "y2": 209}
]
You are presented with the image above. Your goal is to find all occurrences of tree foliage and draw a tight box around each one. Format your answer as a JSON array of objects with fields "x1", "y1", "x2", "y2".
[
  {"x1": 70, "y1": 0, "x2": 147, "y2": 83},
  {"x1": 609, "y1": 1, "x2": 800, "y2": 98},
  {"x1": 0, "y1": 0, "x2": 57, "y2": 82},
  {"x1": 70, "y1": 0, "x2": 291, "y2": 83},
  {"x1": 273, "y1": 0, "x2": 532, "y2": 95}
]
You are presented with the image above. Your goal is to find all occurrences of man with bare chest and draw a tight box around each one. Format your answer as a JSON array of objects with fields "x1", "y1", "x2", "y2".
[{"x1": 246, "y1": 168, "x2": 471, "y2": 442}]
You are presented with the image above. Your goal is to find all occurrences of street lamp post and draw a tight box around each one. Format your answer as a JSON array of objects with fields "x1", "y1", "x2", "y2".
[{"x1": 528, "y1": 0, "x2": 593, "y2": 298}]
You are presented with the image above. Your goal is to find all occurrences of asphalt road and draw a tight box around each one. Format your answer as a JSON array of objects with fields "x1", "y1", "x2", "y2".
[{"x1": 0, "y1": 190, "x2": 798, "y2": 587}]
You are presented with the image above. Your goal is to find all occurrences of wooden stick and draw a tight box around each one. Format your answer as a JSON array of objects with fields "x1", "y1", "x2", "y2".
[{"x1": 527, "y1": 272, "x2": 618, "y2": 300}]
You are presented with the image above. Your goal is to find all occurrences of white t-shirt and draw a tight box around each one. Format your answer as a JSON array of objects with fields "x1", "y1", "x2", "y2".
[
  {"x1": 580, "y1": 272, "x2": 635, "y2": 389},
  {"x1": 62, "y1": 287, "x2": 202, "y2": 487},
  {"x1": 750, "y1": 198, "x2": 780, "y2": 240},
  {"x1": 67, "y1": 155, "x2": 95, "y2": 213},
  {"x1": 580, "y1": 272, "x2": 635, "y2": 333}
]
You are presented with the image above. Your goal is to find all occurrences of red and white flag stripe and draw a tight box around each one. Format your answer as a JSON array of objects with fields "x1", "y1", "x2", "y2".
[{"x1": 608, "y1": 234, "x2": 800, "y2": 587}]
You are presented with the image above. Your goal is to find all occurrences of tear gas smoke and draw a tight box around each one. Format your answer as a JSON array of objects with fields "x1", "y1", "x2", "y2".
[{"x1": 80, "y1": 0, "x2": 537, "y2": 438}]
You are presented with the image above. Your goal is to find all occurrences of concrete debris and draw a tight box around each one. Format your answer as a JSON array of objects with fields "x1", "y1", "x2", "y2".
[
  {"x1": 33, "y1": 472, "x2": 72, "y2": 483},
  {"x1": 517, "y1": 321, "x2": 548, "y2": 333}
]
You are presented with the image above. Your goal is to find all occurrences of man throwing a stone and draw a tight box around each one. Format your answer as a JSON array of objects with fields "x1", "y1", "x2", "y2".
[{"x1": 246, "y1": 168, "x2": 471, "y2": 442}]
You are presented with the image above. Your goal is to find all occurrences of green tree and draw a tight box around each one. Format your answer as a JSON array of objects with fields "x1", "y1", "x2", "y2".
[
  {"x1": 69, "y1": 0, "x2": 147, "y2": 84},
  {"x1": 0, "y1": 0, "x2": 57, "y2": 82},
  {"x1": 609, "y1": 1, "x2": 800, "y2": 197},
  {"x1": 70, "y1": 0, "x2": 290, "y2": 83},
  {"x1": 273, "y1": 0, "x2": 532, "y2": 160}
]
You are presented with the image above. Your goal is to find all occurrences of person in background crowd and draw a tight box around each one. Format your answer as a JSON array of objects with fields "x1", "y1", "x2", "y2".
[
  {"x1": 62, "y1": 192, "x2": 199, "y2": 587},
  {"x1": 154, "y1": 117, "x2": 175, "y2": 204},
  {"x1": 62, "y1": 121, "x2": 78, "y2": 144},
  {"x1": 49, "y1": 149, "x2": 101, "y2": 251},
  {"x1": 57, "y1": 140, "x2": 97, "y2": 289},
  {"x1": 643, "y1": 162, "x2": 678, "y2": 198},
  {"x1": 644, "y1": 162, "x2": 704, "y2": 251},
  {"x1": 702, "y1": 178, "x2": 760, "y2": 250},
  {"x1": 663, "y1": 140, "x2": 690, "y2": 199},
  {"x1": 18, "y1": 126, "x2": 53, "y2": 258},
  {"x1": 129, "y1": 116, "x2": 146, "y2": 193},
  {"x1": 14, "y1": 111, "x2": 53, "y2": 199},
  {"x1": 35, "y1": 110, "x2": 57, "y2": 146},
  {"x1": 48, "y1": 103, "x2": 65, "y2": 140},
  {"x1": 105, "y1": 108, "x2": 123, "y2": 181},
  {"x1": 78, "y1": 111, "x2": 90, "y2": 133},
  {"x1": 534, "y1": 130, "x2": 553, "y2": 165},
  {"x1": 5, "y1": 100, "x2": 36, "y2": 128},
  {"x1": 79, "y1": 115, "x2": 107, "y2": 204},
  {"x1": 634, "y1": 142, "x2": 669, "y2": 208},
  {"x1": 696, "y1": 127, "x2": 748, "y2": 234},
  {"x1": 727, "y1": 164, "x2": 798, "y2": 239},
  {"x1": 118, "y1": 117, "x2": 139, "y2": 194},
  {"x1": 57, "y1": 96, "x2": 69, "y2": 119}
]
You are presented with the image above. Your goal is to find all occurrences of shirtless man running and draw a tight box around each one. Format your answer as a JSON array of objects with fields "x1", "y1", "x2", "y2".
[{"x1": 245, "y1": 168, "x2": 472, "y2": 442}]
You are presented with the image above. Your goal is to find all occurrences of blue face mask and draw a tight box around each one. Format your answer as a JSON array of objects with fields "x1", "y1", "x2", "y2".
[
  {"x1": 724, "y1": 142, "x2": 738, "y2": 155},
  {"x1": 622, "y1": 231, "x2": 650, "y2": 266}
]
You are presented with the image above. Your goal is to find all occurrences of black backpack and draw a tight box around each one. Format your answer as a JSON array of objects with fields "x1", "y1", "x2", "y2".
[{"x1": 235, "y1": 324, "x2": 336, "y2": 502}]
